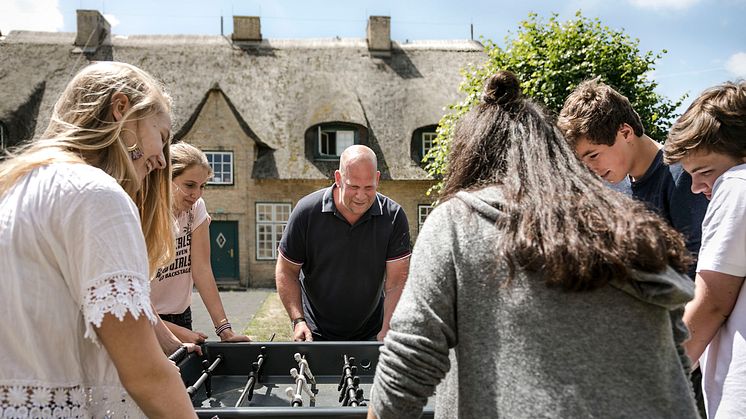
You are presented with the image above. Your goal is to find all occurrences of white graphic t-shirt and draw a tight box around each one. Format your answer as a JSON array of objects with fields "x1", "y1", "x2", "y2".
[{"x1": 151, "y1": 198, "x2": 209, "y2": 314}]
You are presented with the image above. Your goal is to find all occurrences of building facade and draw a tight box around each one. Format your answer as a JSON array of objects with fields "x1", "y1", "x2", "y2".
[{"x1": 0, "y1": 11, "x2": 486, "y2": 286}]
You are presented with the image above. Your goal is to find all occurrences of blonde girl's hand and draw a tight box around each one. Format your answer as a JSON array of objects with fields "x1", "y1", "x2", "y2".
[{"x1": 218, "y1": 328, "x2": 252, "y2": 342}]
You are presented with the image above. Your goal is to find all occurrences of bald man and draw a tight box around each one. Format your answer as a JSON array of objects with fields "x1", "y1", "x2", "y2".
[{"x1": 276, "y1": 145, "x2": 411, "y2": 341}]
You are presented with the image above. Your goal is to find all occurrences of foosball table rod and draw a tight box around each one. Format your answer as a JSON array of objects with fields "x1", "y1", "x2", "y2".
[
  {"x1": 337, "y1": 355, "x2": 355, "y2": 391},
  {"x1": 235, "y1": 347, "x2": 267, "y2": 407},
  {"x1": 338, "y1": 355, "x2": 366, "y2": 406},
  {"x1": 285, "y1": 386, "x2": 304, "y2": 407},
  {"x1": 290, "y1": 367, "x2": 315, "y2": 404},
  {"x1": 186, "y1": 354, "x2": 223, "y2": 399},
  {"x1": 294, "y1": 352, "x2": 316, "y2": 385}
]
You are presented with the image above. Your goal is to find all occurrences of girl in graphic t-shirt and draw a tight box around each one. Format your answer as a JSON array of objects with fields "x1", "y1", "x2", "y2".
[{"x1": 151, "y1": 142, "x2": 251, "y2": 343}]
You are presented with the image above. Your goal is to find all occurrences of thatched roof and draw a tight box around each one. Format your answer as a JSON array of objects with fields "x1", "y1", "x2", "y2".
[{"x1": 0, "y1": 31, "x2": 485, "y2": 179}]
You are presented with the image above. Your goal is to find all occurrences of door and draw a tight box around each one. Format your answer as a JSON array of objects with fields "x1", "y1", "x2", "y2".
[{"x1": 210, "y1": 220, "x2": 239, "y2": 281}]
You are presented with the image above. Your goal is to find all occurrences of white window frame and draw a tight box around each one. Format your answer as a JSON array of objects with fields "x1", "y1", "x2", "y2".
[
  {"x1": 421, "y1": 132, "x2": 437, "y2": 158},
  {"x1": 317, "y1": 126, "x2": 355, "y2": 158},
  {"x1": 418, "y1": 204, "x2": 434, "y2": 231},
  {"x1": 255, "y1": 202, "x2": 292, "y2": 260},
  {"x1": 205, "y1": 151, "x2": 234, "y2": 185}
]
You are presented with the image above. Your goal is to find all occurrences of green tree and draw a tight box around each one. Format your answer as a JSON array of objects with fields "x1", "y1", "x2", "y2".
[{"x1": 425, "y1": 11, "x2": 684, "y2": 196}]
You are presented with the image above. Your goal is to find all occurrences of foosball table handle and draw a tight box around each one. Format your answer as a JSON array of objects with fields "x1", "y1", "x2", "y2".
[{"x1": 168, "y1": 345, "x2": 188, "y2": 364}]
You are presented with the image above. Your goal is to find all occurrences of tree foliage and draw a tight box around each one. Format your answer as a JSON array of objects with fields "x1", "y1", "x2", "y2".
[{"x1": 425, "y1": 11, "x2": 685, "y2": 196}]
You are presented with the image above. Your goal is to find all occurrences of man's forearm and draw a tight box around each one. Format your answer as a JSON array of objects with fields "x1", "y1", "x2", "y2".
[
  {"x1": 275, "y1": 257, "x2": 305, "y2": 320},
  {"x1": 277, "y1": 276, "x2": 304, "y2": 319},
  {"x1": 381, "y1": 284, "x2": 404, "y2": 334},
  {"x1": 380, "y1": 258, "x2": 409, "y2": 338}
]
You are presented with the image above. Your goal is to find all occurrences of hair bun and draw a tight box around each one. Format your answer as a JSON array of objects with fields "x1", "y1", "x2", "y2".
[{"x1": 482, "y1": 71, "x2": 521, "y2": 105}]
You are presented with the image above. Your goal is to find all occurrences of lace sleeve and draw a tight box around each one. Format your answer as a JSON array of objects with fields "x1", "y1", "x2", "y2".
[{"x1": 82, "y1": 271, "x2": 156, "y2": 344}]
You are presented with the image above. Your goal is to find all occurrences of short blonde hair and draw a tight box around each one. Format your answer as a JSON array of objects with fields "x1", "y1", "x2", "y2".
[{"x1": 0, "y1": 61, "x2": 175, "y2": 274}]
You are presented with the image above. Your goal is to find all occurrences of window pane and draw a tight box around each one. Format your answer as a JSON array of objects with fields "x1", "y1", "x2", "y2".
[
  {"x1": 336, "y1": 131, "x2": 354, "y2": 155},
  {"x1": 277, "y1": 205, "x2": 290, "y2": 222},
  {"x1": 256, "y1": 203, "x2": 291, "y2": 260},
  {"x1": 418, "y1": 204, "x2": 433, "y2": 230},
  {"x1": 204, "y1": 152, "x2": 233, "y2": 184},
  {"x1": 422, "y1": 132, "x2": 436, "y2": 157},
  {"x1": 320, "y1": 132, "x2": 332, "y2": 155},
  {"x1": 257, "y1": 204, "x2": 270, "y2": 221}
]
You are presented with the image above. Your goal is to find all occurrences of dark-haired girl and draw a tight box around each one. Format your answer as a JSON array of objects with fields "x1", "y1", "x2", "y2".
[{"x1": 367, "y1": 71, "x2": 699, "y2": 418}]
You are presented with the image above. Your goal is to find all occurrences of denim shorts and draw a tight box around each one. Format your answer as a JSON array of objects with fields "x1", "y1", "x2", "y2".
[{"x1": 158, "y1": 306, "x2": 193, "y2": 330}]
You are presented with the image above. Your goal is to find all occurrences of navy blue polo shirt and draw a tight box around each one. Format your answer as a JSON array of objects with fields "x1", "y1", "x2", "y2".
[
  {"x1": 630, "y1": 149, "x2": 709, "y2": 278},
  {"x1": 279, "y1": 184, "x2": 411, "y2": 340}
]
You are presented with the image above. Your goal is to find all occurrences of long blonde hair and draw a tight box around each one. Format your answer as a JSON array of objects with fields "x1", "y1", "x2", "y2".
[
  {"x1": 171, "y1": 142, "x2": 213, "y2": 179},
  {"x1": 0, "y1": 61, "x2": 175, "y2": 274}
]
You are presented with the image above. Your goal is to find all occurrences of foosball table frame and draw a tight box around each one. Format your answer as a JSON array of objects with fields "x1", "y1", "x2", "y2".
[{"x1": 176, "y1": 341, "x2": 435, "y2": 418}]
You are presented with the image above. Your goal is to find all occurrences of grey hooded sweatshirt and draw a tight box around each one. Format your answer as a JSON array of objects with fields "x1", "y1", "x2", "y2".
[{"x1": 370, "y1": 186, "x2": 699, "y2": 419}]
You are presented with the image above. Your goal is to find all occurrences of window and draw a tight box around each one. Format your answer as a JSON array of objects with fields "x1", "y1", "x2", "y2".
[
  {"x1": 256, "y1": 203, "x2": 291, "y2": 260},
  {"x1": 421, "y1": 132, "x2": 437, "y2": 159},
  {"x1": 318, "y1": 126, "x2": 354, "y2": 157},
  {"x1": 205, "y1": 151, "x2": 233, "y2": 184},
  {"x1": 418, "y1": 204, "x2": 434, "y2": 231},
  {"x1": 306, "y1": 123, "x2": 367, "y2": 161},
  {"x1": 411, "y1": 125, "x2": 439, "y2": 164}
]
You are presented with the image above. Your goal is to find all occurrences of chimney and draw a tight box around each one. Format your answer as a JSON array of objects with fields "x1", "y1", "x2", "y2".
[
  {"x1": 367, "y1": 16, "x2": 391, "y2": 58},
  {"x1": 74, "y1": 10, "x2": 111, "y2": 50},
  {"x1": 232, "y1": 16, "x2": 261, "y2": 42}
]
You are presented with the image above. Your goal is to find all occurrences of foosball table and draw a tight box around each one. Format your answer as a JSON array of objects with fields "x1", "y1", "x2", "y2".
[{"x1": 174, "y1": 341, "x2": 435, "y2": 418}]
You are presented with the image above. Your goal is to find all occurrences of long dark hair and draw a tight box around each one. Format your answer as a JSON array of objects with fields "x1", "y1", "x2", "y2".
[{"x1": 441, "y1": 71, "x2": 690, "y2": 291}]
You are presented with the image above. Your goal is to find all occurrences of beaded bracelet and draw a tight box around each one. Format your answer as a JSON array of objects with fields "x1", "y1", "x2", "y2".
[{"x1": 215, "y1": 322, "x2": 232, "y2": 336}]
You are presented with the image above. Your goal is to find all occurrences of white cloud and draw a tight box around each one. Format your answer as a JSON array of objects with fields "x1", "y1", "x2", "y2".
[
  {"x1": 627, "y1": 0, "x2": 701, "y2": 10},
  {"x1": 0, "y1": 0, "x2": 64, "y2": 34},
  {"x1": 725, "y1": 52, "x2": 746, "y2": 78},
  {"x1": 103, "y1": 14, "x2": 120, "y2": 29}
]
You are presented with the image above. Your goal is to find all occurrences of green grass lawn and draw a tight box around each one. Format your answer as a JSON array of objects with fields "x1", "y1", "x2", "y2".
[{"x1": 244, "y1": 293, "x2": 294, "y2": 342}]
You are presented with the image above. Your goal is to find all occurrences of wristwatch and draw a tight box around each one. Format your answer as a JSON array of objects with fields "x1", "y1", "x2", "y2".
[{"x1": 291, "y1": 317, "x2": 306, "y2": 328}]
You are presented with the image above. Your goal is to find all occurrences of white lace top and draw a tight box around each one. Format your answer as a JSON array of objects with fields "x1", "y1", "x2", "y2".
[{"x1": 0, "y1": 163, "x2": 155, "y2": 418}]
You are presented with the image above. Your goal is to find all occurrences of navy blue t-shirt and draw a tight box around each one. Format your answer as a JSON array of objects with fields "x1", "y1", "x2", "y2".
[
  {"x1": 279, "y1": 185, "x2": 411, "y2": 340},
  {"x1": 630, "y1": 149, "x2": 709, "y2": 278}
]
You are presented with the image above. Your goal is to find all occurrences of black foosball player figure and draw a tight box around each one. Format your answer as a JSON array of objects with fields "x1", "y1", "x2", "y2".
[
  {"x1": 339, "y1": 355, "x2": 366, "y2": 407},
  {"x1": 236, "y1": 346, "x2": 267, "y2": 407},
  {"x1": 186, "y1": 355, "x2": 223, "y2": 399}
]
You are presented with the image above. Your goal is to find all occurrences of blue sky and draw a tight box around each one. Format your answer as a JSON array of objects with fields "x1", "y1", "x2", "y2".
[{"x1": 2, "y1": 0, "x2": 745, "y2": 114}]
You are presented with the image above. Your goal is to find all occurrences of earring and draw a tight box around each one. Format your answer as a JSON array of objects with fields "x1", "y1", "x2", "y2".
[{"x1": 127, "y1": 143, "x2": 144, "y2": 161}]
